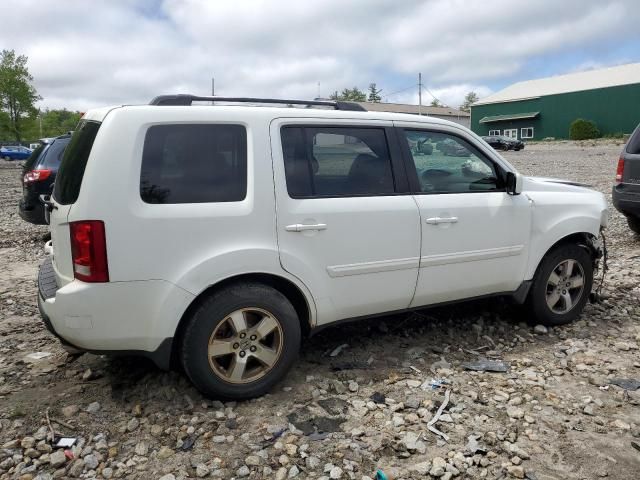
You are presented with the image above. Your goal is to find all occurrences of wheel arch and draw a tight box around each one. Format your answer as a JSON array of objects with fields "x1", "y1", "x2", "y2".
[
  {"x1": 528, "y1": 231, "x2": 599, "y2": 281},
  {"x1": 170, "y1": 272, "x2": 314, "y2": 368}
]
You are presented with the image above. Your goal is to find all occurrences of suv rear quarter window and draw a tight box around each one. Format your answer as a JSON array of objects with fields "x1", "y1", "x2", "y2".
[
  {"x1": 140, "y1": 124, "x2": 247, "y2": 204},
  {"x1": 54, "y1": 121, "x2": 101, "y2": 205}
]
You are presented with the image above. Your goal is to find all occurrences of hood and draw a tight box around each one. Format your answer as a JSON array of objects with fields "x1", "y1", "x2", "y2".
[{"x1": 524, "y1": 176, "x2": 595, "y2": 193}]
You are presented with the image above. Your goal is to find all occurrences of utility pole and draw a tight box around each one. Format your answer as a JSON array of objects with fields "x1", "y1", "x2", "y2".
[
  {"x1": 418, "y1": 72, "x2": 422, "y2": 115},
  {"x1": 211, "y1": 77, "x2": 215, "y2": 96}
]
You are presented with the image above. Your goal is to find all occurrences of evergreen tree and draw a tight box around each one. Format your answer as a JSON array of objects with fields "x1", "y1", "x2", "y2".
[{"x1": 367, "y1": 83, "x2": 382, "y2": 102}]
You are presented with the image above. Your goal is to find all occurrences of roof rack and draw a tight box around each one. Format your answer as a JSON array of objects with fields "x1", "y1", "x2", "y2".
[{"x1": 148, "y1": 94, "x2": 366, "y2": 112}]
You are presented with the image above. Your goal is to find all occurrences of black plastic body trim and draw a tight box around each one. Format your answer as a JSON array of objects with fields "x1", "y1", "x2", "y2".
[{"x1": 309, "y1": 284, "x2": 531, "y2": 335}]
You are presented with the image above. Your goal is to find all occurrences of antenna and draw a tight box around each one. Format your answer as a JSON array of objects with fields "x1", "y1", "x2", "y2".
[{"x1": 418, "y1": 72, "x2": 422, "y2": 116}]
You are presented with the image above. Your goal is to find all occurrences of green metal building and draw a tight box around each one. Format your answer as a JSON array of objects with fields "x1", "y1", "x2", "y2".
[{"x1": 470, "y1": 63, "x2": 640, "y2": 140}]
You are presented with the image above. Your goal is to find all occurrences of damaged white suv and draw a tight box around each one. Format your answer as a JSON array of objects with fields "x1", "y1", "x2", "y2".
[{"x1": 38, "y1": 95, "x2": 608, "y2": 399}]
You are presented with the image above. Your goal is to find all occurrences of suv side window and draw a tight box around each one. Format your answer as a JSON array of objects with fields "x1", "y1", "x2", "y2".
[
  {"x1": 281, "y1": 126, "x2": 395, "y2": 197},
  {"x1": 140, "y1": 124, "x2": 247, "y2": 204},
  {"x1": 402, "y1": 130, "x2": 505, "y2": 194}
]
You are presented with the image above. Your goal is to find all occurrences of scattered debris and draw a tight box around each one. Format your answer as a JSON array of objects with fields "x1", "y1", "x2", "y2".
[
  {"x1": 426, "y1": 389, "x2": 451, "y2": 442},
  {"x1": 54, "y1": 437, "x2": 77, "y2": 448},
  {"x1": 328, "y1": 343, "x2": 349, "y2": 357},
  {"x1": 421, "y1": 377, "x2": 449, "y2": 391},
  {"x1": 463, "y1": 359, "x2": 510, "y2": 372},
  {"x1": 180, "y1": 434, "x2": 197, "y2": 451},
  {"x1": 370, "y1": 392, "x2": 385, "y2": 404},
  {"x1": 375, "y1": 469, "x2": 389, "y2": 480},
  {"x1": 465, "y1": 434, "x2": 486, "y2": 455},
  {"x1": 609, "y1": 378, "x2": 640, "y2": 391}
]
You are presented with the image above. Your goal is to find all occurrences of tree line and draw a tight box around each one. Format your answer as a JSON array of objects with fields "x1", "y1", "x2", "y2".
[{"x1": 0, "y1": 49, "x2": 82, "y2": 143}]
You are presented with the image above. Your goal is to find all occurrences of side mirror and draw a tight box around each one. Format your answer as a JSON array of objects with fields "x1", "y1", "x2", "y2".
[{"x1": 506, "y1": 171, "x2": 523, "y2": 195}]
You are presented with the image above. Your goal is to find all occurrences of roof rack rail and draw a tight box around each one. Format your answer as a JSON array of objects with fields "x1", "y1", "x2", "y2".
[{"x1": 148, "y1": 94, "x2": 366, "y2": 112}]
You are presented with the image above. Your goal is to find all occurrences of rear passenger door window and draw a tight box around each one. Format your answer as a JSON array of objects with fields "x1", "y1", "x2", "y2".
[
  {"x1": 140, "y1": 124, "x2": 247, "y2": 204},
  {"x1": 402, "y1": 130, "x2": 505, "y2": 194},
  {"x1": 281, "y1": 126, "x2": 395, "y2": 197}
]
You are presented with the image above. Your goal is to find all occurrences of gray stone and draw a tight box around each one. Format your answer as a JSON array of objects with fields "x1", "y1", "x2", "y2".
[
  {"x1": 237, "y1": 465, "x2": 250, "y2": 477},
  {"x1": 196, "y1": 463, "x2": 210, "y2": 477},
  {"x1": 83, "y1": 453, "x2": 99, "y2": 470},
  {"x1": 49, "y1": 450, "x2": 67, "y2": 468},
  {"x1": 85, "y1": 402, "x2": 101, "y2": 414},
  {"x1": 126, "y1": 417, "x2": 140, "y2": 432},
  {"x1": 288, "y1": 465, "x2": 300, "y2": 477},
  {"x1": 507, "y1": 406, "x2": 525, "y2": 419}
]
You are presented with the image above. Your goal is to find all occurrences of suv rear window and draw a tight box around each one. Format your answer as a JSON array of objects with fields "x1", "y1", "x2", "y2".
[
  {"x1": 38, "y1": 137, "x2": 70, "y2": 169},
  {"x1": 54, "y1": 121, "x2": 101, "y2": 205},
  {"x1": 140, "y1": 124, "x2": 247, "y2": 204},
  {"x1": 627, "y1": 126, "x2": 640, "y2": 154},
  {"x1": 23, "y1": 143, "x2": 46, "y2": 172}
]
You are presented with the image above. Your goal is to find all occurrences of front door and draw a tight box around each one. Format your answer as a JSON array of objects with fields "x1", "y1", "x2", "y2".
[
  {"x1": 271, "y1": 120, "x2": 421, "y2": 325},
  {"x1": 397, "y1": 125, "x2": 531, "y2": 306}
]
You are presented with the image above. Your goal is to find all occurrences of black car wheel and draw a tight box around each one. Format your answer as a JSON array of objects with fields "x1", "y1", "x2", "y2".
[
  {"x1": 627, "y1": 216, "x2": 640, "y2": 235},
  {"x1": 181, "y1": 282, "x2": 301, "y2": 400},
  {"x1": 525, "y1": 243, "x2": 593, "y2": 326}
]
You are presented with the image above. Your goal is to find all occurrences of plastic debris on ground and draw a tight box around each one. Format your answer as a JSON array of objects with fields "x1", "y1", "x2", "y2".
[
  {"x1": 421, "y1": 378, "x2": 449, "y2": 391},
  {"x1": 462, "y1": 359, "x2": 510, "y2": 372},
  {"x1": 609, "y1": 378, "x2": 640, "y2": 391},
  {"x1": 328, "y1": 343, "x2": 349, "y2": 357}
]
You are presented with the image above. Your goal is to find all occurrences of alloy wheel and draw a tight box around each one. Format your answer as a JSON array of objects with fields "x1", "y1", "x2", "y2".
[
  {"x1": 207, "y1": 307, "x2": 283, "y2": 384},
  {"x1": 545, "y1": 259, "x2": 585, "y2": 314}
]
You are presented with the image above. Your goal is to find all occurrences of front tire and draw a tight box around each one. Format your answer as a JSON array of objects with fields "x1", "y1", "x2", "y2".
[
  {"x1": 526, "y1": 244, "x2": 593, "y2": 326},
  {"x1": 627, "y1": 216, "x2": 640, "y2": 235},
  {"x1": 181, "y1": 283, "x2": 301, "y2": 400}
]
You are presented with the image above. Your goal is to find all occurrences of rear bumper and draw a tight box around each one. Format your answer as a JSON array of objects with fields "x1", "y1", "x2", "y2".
[
  {"x1": 37, "y1": 257, "x2": 194, "y2": 369},
  {"x1": 612, "y1": 185, "x2": 640, "y2": 218}
]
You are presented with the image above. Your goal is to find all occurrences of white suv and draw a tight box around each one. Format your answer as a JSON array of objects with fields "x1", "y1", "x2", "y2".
[{"x1": 38, "y1": 95, "x2": 608, "y2": 399}]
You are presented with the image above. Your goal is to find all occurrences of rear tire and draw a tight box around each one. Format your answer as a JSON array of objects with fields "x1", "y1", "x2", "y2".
[
  {"x1": 181, "y1": 283, "x2": 301, "y2": 400},
  {"x1": 525, "y1": 244, "x2": 593, "y2": 326},
  {"x1": 627, "y1": 216, "x2": 640, "y2": 234}
]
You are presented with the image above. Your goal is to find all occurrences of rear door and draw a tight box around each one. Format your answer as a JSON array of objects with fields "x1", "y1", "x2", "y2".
[
  {"x1": 271, "y1": 118, "x2": 421, "y2": 325},
  {"x1": 50, "y1": 120, "x2": 101, "y2": 286}
]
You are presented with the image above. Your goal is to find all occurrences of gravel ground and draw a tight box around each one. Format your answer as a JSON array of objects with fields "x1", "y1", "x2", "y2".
[{"x1": 1, "y1": 140, "x2": 639, "y2": 480}]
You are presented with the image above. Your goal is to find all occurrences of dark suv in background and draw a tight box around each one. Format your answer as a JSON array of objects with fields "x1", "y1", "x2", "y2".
[
  {"x1": 482, "y1": 135, "x2": 525, "y2": 151},
  {"x1": 18, "y1": 133, "x2": 72, "y2": 224},
  {"x1": 613, "y1": 124, "x2": 640, "y2": 234}
]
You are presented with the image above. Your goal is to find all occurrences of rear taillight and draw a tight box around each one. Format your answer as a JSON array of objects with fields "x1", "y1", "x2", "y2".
[
  {"x1": 23, "y1": 169, "x2": 52, "y2": 185},
  {"x1": 615, "y1": 157, "x2": 625, "y2": 184},
  {"x1": 69, "y1": 220, "x2": 109, "y2": 282}
]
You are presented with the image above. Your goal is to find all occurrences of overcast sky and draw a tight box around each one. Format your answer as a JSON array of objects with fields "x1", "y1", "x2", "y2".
[{"x1": 1, "y1": 0, "x2": 639, "y2": 111}]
